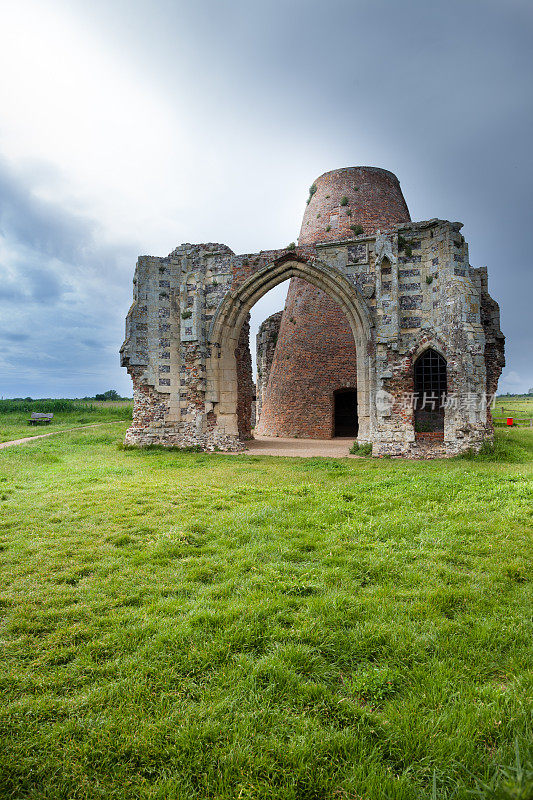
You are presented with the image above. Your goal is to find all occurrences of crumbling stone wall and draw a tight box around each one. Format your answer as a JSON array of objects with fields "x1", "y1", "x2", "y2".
[
  {"x1": 120, "y1": 167, "x2": 504, "y2": 457},
  {"x1": 477, "y1": 267, "x2": 506, "y2": 430},
  {"x1": 256, "y1": 311, "x2": 282, "y2": 421},
  {"x1": 235, "y1": 315, "x2": 254, "y2": 440}
]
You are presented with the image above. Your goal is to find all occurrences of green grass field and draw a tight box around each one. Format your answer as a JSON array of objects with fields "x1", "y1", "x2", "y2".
[
  {"x1": 493, "y1": 398, "x2": 533, "y2": 428},
  {"x1": 0, "y1": 418, "x2": 532, "y2": 799},
  {"x1": 0, "y1": 400, "x2": 132, "y2": 443}
]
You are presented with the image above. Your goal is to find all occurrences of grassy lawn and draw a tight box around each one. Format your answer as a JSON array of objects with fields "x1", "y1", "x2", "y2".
[
  {"x1": 0, "y1": 423, "x2": 532, "y2": 799},
  {"x1": 494, "y1": 398, "x2": 533, "y2": 414},
  {"x1": 0, "y1": 402, "x2": 132, "y2": 443},
  {"x1": 493, "y1": 398, "x2": 533, "y2": 428}
]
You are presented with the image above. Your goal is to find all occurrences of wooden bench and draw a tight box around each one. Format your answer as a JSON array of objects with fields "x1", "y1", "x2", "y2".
[{"x1": 28, "y1": 412, "x2": 54, "y2": 426}]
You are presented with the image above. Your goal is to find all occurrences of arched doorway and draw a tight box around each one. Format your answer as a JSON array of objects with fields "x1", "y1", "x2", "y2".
[
  {"x1": 207, "y1": 254, "x2": 373, "y2": 446},
  {"x1": 333, "y1": 389, "x2": 358, "y2": 436},
  {"x1": 255, "y1": 281, "x2": 358, "y2": 439},
  {"x1": 413, "y1": 348, "x2": 447, "y2": 433}
]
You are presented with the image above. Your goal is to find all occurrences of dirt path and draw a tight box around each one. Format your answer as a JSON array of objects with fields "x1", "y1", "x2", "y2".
[
  {"x1": 230, "y1": 436, "x2": 360, "y2": 458},
  {"x1": 1, "y1": 428, "x2": 359, "y2": 459},
  {"x1": 0, "y1": 421, "x2": 129, "y2": 450}
]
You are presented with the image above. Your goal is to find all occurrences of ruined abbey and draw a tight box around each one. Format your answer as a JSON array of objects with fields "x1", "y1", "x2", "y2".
[{"x1": 121, "y1": 166, "x2": 505, "y2": 457}]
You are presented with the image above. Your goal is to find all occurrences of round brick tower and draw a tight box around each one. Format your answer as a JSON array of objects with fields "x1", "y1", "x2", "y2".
[
  {"x1": 299, "y1": 166, "x2": 410, "y2": 244},
  {"x1": 256, "y1": 167, "x2": 411, "y2": 439}
]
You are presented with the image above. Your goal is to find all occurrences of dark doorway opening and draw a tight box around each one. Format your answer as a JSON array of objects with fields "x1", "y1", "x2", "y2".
[
  {"x1": 414, "y1": 348, "x2": 447, "y2": 433},
  {"x1": 334, "y1": 389, "x2": 358, "y2": 437}
]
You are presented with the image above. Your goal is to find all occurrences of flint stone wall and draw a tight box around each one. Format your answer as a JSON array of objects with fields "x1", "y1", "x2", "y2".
[{"x1": 256, "y1": 311, "x2": 282, "y2": 421}]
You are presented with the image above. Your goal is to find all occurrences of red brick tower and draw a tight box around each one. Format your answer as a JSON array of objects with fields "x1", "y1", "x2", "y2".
[
  {"x1": 299, "y1": 166, "x2": 410, "y2": 244},
  {"x1": 256, "y1": 167, "x2": 411, "y2": 439}
]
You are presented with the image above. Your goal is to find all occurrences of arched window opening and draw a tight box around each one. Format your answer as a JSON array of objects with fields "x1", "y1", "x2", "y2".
[
  {"x1": 380, "y1": 256, "x2": 391, "y2": 274},
  {"x1": 414, "y1": 348, "x2": 447, "y2": 433}
]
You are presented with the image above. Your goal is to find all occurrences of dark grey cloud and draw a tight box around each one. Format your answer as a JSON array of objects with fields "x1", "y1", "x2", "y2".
[
  {"x1": 0, "y1": 262, "x2": 67, "y2": 304},
  {"x1": 69, "y1": 0, "x2": 532, "y2": 392},
  {"x1": 0, "y1": 158, "x2": 139, "y2": 396},
  {"x1": 0, "y1": 158, "x2": 98, "y2": 266},
  {"x1": 2, "y1": 0, "x2": 532, "y2": 395},
  {"x1": 0, "y1": 330, "x2": 29, "y2": 342}
]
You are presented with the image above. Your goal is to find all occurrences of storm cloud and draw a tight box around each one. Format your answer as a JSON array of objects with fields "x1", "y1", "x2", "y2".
[
  {"x1": 0, "y1": 157, "x2": 138, "y2": 395},
  {"x1": 0, "y1": 0, "x2": 531, "y2": 396}
]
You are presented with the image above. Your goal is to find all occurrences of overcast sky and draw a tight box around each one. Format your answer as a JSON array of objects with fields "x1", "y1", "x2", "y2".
[{"x1": 0, "y1": 0, "x2": 531, "y2": 397}]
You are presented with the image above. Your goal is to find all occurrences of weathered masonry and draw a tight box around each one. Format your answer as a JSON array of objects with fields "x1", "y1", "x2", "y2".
[{"x1": 121, "y1": 166, "x2": 505, "y2": 456}]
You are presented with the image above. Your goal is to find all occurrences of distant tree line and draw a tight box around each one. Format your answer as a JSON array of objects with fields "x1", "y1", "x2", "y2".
[
  {"x1": 498, "y1": 391, "x2": 533, "y2": 397},
  {"x1": 91, "y1": 389, "x2": 128, "y2": 402}
]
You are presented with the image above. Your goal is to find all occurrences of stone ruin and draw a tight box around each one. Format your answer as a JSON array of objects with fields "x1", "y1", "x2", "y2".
[{"x1": 120, "y1": 166, "x2": 505, "y2": 457}]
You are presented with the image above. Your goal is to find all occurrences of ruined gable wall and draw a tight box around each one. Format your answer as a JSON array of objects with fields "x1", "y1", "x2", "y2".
[{"x1": 121, "y1": 218, "x2": 503, "y2": 456}]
